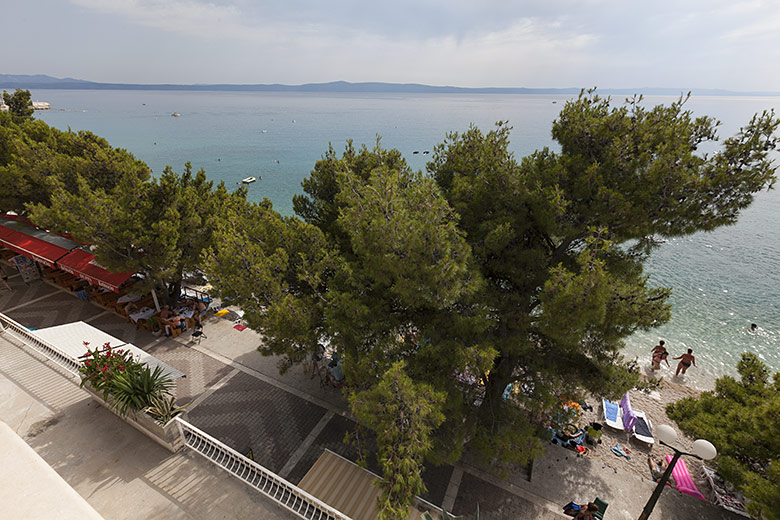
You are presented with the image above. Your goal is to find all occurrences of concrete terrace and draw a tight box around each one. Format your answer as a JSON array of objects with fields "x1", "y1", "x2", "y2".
[{"x1": 0, "y1": 267, "x2": 748, "y2": 520}]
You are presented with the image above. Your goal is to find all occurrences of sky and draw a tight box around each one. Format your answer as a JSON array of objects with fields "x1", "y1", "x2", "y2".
[{"x1": 4, "y1": 0, "x2": 780, "y2": 91}]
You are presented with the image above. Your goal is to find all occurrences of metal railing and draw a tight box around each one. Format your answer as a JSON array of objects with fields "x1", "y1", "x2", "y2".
[
  {"x1": 0, "y1": 312, "x2": 81, "y2": 374},
  {"x1": 180, "y1": 285, "x2": 212, "y2": 303},
  {"x1": 174, "y1": 418, "x2": 351, "y2": 520}
]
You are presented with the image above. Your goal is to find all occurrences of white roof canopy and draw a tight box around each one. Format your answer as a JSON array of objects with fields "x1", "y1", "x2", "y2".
[{"x1": 33, "y1": 321, "x2": 185, "y2": 380}]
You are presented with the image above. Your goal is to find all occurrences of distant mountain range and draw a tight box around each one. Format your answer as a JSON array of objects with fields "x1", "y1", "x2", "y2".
[{"x1": 1, "y1": 74, "x2": 777, "y2": 96}]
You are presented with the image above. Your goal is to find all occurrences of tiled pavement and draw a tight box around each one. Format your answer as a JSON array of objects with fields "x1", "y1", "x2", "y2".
[
  {"x1": 4, "y1": 287, "x2": 99, "y2": 329},
  {"x1": 187, "y1": 370, "x2": 328, "y2": 473},
  {"x1": 0, "y1": 272, "x2": 561, "y2": 518},
  {"x1": 2, "y1": 264, "x2": 751, "y2": 519},
  {"x1": 145, "y1": 341, "x2": 234, "y2": 404}
]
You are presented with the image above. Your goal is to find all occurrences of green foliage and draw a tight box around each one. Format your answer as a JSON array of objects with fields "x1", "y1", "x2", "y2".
[
  {"x1": 203, "y1": 195, "x2": 339, "y2": 372},
  {"x1": 79, "y1": 341, "x2": 138, "y2": 401},
  {"x1": 0, "y1": 112, "x2": 150, "y2": 214},
  {"x1": 350, "y1": 362, "x2": 445, "y2": 520},
  {"x1": 78, "y1": 342, "x2": 174, "y2": 418},
  {"x1": 144, "y1": 392, "x2": 188, "y2": 425},
  {"x1": 425, "y1": 91, "x2": 777, "y2": 463},
  {"x1": 206, "y1": 91, "x2": 778, "y2": 488},
  {"x1": 30, "y1": 162, "x2": 238, "y2": 305},
  {"x1": 667, "y1": 353, "x2": 780, "y2": 520},
  {"x1": 2, "y1": 89, "x2": 34, "y2": 119},
  {"x1": 109, "y1": 365, "x2": 173, "y2": 417}
]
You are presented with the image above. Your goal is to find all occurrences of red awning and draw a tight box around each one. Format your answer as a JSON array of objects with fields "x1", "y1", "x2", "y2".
[
  {"x1": 55, "y1": 249, "x2": 134, "y2": 293},
  {"x1": 0, "y1": 223, "x2": 74, "y2": 268}
]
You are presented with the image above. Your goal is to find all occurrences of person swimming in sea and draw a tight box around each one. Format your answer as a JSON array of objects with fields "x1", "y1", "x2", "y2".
[
  {"x1": 673, "y1": 348, "x2": 696, "y2": 376},
  {"x1": 749, "y1": 323, "x2": 758, "y2": 333}
]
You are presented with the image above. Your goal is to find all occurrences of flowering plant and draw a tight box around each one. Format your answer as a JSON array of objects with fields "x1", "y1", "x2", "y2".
[
  {"x1": 79, "y1": 342, "x2": 138, "y2": 399},
  {"x1": 79, "y1": 341, "x2": 174, "y2": 418}
]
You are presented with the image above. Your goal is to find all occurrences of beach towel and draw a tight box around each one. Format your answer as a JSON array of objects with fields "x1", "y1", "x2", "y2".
[
  {"x1": 620, "y1": 392, "x2": 637, "y2": 432},
  {"x1": 666, "y1": 455, "x2": 706, "y2": 501},
  {"x1": 233, "y1": 324, "x2": 247, "y2": 331},
  {"x1": 634, "y1": 415, "x2": 653, "y2": 438},
  {"x1": 602, "y1": 399, "x2": 624, "y2": 430}
]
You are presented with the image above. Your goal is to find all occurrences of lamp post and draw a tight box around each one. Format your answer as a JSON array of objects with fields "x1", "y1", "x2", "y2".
[{"x1": 638, "y1": 424, "x2": 717, "y2": 520}]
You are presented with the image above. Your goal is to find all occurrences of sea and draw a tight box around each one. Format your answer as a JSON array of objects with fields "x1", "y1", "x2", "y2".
[{"x1": 24, "y1": 88, "x2": 780, "y2": 390}]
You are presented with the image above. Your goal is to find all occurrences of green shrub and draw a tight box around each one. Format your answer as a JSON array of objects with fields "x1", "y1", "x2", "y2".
[{"x1": 79, "y1": 341, "x2": 173, "y2": 417}]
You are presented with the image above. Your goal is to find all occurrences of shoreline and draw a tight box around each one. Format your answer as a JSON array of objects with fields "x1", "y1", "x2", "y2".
[{"x1": 577, "y1": 379, "x2": 707, "y2": 491}]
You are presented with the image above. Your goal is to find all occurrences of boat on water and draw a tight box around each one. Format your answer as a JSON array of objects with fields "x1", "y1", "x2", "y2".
[
  {"x1": 241, "y1": 177, "x2": 257, "y2": 184},
  {"x1": 171, "y1": 112, "x2": 181, "y2": 117}
]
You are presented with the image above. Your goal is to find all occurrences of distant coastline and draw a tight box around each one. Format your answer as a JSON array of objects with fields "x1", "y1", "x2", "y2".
[{"x1": 2, "y1": 74, "x2": 779, "y2": 97}]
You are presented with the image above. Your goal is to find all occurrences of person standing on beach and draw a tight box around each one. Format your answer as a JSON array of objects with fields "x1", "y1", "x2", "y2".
[
  {"x1": 673, "y1": 349, "x2": 696, "y2": 376},
  {"x1": 651, "y1": 350, "x2": 670, "y2": 371}
]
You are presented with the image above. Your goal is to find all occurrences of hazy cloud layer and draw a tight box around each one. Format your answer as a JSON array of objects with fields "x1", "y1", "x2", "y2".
[{"x1": 2, "y1": 0, "x2": 779, "y2": 90}]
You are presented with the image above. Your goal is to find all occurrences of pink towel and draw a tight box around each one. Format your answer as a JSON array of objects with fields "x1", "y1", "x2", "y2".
[{"x1": 666, "y1": 455, "x2": 706, "y2": 501}]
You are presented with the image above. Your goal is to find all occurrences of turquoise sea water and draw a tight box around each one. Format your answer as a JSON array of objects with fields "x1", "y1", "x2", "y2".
[{"x1": 28, "y1": 89, "x2": 780, "y2": 390}]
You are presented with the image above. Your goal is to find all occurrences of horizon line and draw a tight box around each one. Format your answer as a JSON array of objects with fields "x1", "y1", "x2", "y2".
[{"x1": 2, "y1": 74, "x2": 780, "y2": 96}]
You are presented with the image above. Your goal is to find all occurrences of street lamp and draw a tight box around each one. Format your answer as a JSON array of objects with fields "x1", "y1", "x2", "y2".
[{"x1": 638, "y1": 424, "x2": 717, "y2": 520}]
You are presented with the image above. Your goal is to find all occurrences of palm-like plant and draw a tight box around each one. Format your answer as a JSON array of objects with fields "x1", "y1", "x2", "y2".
[
  {"x1": 144, "y1": 393, "x2": 189, "y2": 425},
  {"x1": 110, "y1": 365, "x2": 173, "y2": 417}
]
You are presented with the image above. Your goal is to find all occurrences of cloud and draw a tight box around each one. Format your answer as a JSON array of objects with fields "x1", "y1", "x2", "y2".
[
  {"x1": 57, "y1": 0, "x2": 780, "y2": 89},
  {"x1": 721, "y1": 12, "x2": 780, "y2": 43},
  {"x1": 70, "y1": 0, "x2": 285, "y2": 43}
]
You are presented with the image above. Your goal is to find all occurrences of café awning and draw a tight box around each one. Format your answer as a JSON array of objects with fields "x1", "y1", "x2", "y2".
[
  {"x1": 56, "y1": 249, "x2": 134, "y2": 293},
  {"x1": 0, "y1": 218, "x2": 79, "y2": 268}
]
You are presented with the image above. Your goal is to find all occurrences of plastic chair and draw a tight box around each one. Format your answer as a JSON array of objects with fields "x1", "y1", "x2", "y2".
[
  {"x1": 593, "y1": 497, "x2": 608, "y2": 519},
  {"x1": 191, "y1": 323, "x2": 207, "y2": 344}
]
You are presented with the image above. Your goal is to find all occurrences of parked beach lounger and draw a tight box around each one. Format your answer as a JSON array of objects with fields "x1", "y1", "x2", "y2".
[
  {"x1": 666, "y1": 455, "x2": 706, "y2": 501},
  {"x1": 602, "y1": 398, "x2": 624, "y2": 431},
  {"x1": 632, "y1": 409, "x2": 654, "y2": 445}
]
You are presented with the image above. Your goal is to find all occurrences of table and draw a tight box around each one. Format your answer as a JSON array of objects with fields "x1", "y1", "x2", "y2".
[
  {"x1": 129, "y1": 307, "x2": 155, "y2": 323},
  {"x1": 175, "y1": 307, "x2": 195, "y2": 319},
  {"x1": 117, "y1": 293, "x2": 142, "y2": 304}
]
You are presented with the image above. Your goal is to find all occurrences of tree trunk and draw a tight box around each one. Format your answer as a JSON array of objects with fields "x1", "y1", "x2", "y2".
[
  {"x1": 479, "y1": 352, "x2": 516, "y2": 425},
  {"x1": 166, "y1": 275, "x2": 183, "y2": 306}
]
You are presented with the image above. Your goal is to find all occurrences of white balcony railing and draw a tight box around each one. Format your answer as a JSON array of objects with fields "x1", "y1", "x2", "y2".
[
  {"x1": 0, "y1": 312, "x2": 81, "y2": 374},
  {"x1": 174, "y1": 418, "x2": 351, "y2": 520}
]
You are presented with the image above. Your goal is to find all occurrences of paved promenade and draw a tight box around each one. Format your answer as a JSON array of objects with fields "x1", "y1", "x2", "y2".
[{"x1": 0, "y1": 269, "x2": 747, "y2": 520}]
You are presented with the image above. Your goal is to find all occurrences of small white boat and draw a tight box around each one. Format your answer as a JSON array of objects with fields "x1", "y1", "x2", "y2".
[
  {"x1": 241, "y1": 177, "x2": 257, "y2": 184},
  {"x1": 171, "y1": 112, "x2": 181, "y2": 117}
]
